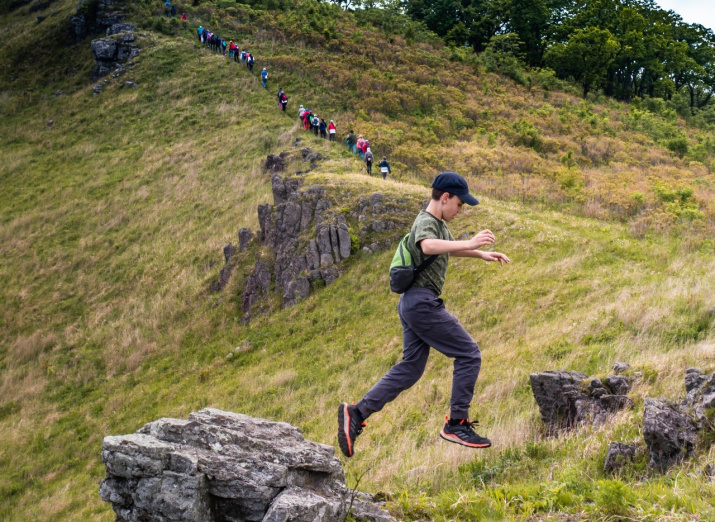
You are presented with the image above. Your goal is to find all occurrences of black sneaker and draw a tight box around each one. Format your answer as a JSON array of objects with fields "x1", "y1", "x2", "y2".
[
  {"x1": 440, "y1": 417, "x2": 491, "y2": 448},
  {"x1": 337, "y1": 402, "x2": 366, "y2": 457}
]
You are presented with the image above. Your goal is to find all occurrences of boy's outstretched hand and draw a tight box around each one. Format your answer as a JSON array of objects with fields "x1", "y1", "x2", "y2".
[
  {"x1": 469, "y1": 229, "x2": 495, "y2": 249},
  {"x1": 481, "y1": 251, "x2": 510, "y2": 265}
]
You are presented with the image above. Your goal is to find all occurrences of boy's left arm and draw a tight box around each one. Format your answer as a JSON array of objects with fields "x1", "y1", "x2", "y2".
[{"x1": 452, "y1": 249, "x2": 510, "y2": 265}]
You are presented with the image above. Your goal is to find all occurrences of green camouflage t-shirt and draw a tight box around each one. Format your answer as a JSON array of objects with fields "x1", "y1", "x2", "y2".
[{"x1": 406, "y1": 210, "x2": 454, "y2": 295}]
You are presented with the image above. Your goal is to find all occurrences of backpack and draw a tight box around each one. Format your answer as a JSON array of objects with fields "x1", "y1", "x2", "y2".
[
  {"x1": 281, "y1": 93, "x2": 287, "y2": 102},
  {"x1": 389, "y1": 234, "x2": 437, "y2": 294}
]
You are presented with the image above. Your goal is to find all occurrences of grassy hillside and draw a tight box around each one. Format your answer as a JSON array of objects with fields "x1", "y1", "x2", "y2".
[{"x1": 1, "y1": 0, "x2": 715, "y2": 520}]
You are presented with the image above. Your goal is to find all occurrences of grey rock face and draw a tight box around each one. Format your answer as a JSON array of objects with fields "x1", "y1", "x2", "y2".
[
  {"x1": 100, "y1": 409, "x2": 393, "y2": 521},
  {"x1": 643, "y1": 398, "x2": 697, "y2": 471},
  {"x1": 530, "y1": 370, "x2": 632, "y2": 433},
  {"x1": 223, "y1": 243, "x2": 237, "y2": 264},
  {"x1": 685, "y1": 368, "x2": 708, "y2": 394},
  {"x1": 265, "y1": 154, "x2": 286, "y2": 173},
  {"x1": 605, "y1": 375, "x2": 631, "y2": 395},
  {"x1": 91, "y1": 34, "x2": 139, "y2": 79},
  {"x1": 70, "y1": 13, "x2": 87, "y2": 42},
  {"x1": 603, "y1": 442, "x2": 637, "y2": 473},
  {"x1": 238, "y1": 228, "x2": 254, "y2": 251},
  {"x1": 611, "y1": 361, "x2": 630, "y2": 374},
  {"x1": 242, "y1": 260, "x2": 272, "y2": 318},
  {"x1": 70, "y1": 0, "x2": 129, "y2": 43},
  {"x1": 107, "y1": 22, "x2": 135, "y2": 35},
  {"x1": 91, "y1": 37, "x2": 117, "y2": 60},
  {"x1": 235, "y1": 157, "x2": 416, "y2": 318}
]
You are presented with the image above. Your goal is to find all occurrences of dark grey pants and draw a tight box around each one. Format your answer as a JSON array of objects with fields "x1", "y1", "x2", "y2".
[{"x1": 357, "y1": 287, "x2": 481, "y2": 420}]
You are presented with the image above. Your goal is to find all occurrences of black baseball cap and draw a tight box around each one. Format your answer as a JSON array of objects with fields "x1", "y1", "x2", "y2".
[{"x1": 431, "y1": 172, "x2": 479, "y2": 205}]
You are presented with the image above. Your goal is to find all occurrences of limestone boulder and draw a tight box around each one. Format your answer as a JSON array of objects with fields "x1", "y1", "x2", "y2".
[{"x1": 100, "y1": 409, "x2": 394, "y2": 521}]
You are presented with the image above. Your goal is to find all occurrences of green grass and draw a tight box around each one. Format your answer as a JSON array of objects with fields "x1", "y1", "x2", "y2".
[{"x1": 1, "y1": 1, "x2": 715, "y2": 520}]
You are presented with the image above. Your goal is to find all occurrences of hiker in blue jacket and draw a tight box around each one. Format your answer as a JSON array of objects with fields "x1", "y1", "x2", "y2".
[
  {"x1": 378, "y1": 157, "x2": 391, "y2": 179},
  {"x1": 338, "y1": 172, "x2": 510, "y2": 458},
  {"x1": 261, "y1": 68, "x2": 268, "y2": 88},
  {"x1": 197, "y1": 25, "x2": 203, "y2": 42}
]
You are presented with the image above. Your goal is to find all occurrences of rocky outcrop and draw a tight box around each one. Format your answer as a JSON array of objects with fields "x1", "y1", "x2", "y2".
[
  {"x1": 91, "y1": 24, "x2": 139, "y2": 80},
  {"x1": 218, "y1": 149, "x2": 416, "y2": 320},
  {"x1": 99, "y1": 408, "x2": 393, "y2": 522},
  {"x1": 643, "y1": 398, "x2": 697, "y2": 471},
  {"x1": 641, "y1": 368, "x2": 715, "y2": 471},
  {"x1": 530, "y1": 369, "x2": 633, "y2": 434},
  {"x1": 69, "y1": 0, "x2": 129, "y2": 43}
]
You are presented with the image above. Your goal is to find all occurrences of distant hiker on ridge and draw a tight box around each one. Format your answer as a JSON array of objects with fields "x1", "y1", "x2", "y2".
[
  {"x1": 338, "y1": 172, "x2": 510, "y2": 458},
  {"x1": 378, "y1": 156, "x2": 391, "y2": 179},
  {"x1": 278, "y1": 89, "x2": 288, "y2": 112},
  {"x1": 329, "y1": 120, "x2": 336, "y2": 142},
  {"x1": 261, "y1": 67, "x2": 268, "y2": 88},
  {"x1": 312, "y1": 114, "x2": 320, "y2": 136},
  {"x1": 346, "y1": 130, "x2": 357, "y2": 153},
  {"x1": 356, "y1": 135, "x2": 365, "y2": 159},
  {"x1": 364, "y1": 146, "x2": 374, "y2": 175}
]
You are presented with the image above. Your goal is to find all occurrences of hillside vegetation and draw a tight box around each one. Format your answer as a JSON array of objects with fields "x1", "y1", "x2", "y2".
[{"x1": 1, "y1": 0, "x2": 715, "y2": 520}]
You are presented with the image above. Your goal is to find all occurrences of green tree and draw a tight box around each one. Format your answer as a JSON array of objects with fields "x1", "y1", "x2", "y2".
[{"x1": 545, "y1": 26, "x2": 621, "y2": 97}]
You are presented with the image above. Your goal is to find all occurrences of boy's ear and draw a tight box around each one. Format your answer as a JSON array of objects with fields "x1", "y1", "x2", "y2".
[{"x1": 440, "y1": 192, "x2": 450, "y2": 204}]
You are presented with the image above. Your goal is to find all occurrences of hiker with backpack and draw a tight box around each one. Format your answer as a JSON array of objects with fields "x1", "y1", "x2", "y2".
[
  {"x1": 248, "y1": 54, "x2": 255, "y2": 73},
  {"x1": 221, "y1": 38, "x2": 227, "y2": 56},
  {"x1": 312, "y1": 114, "x2": 320, "y2": 136},
  {"x1": 280, "y1": 90, "x2": 288, "y2": 112},
  {"x1": 356, "y1": 135, "x2": 365, "y2": 159},
  {"x1": 378, "y1": 156, "x2": 391, "y2": 179},
  {"x1": 303, "y1": 110, "x2": 312, "y2": 130},
  {"x1": 346, "y1": 130, "x2": 357, "y2": 153},
  {"x1": 338, "y1": 172, "x2": 510, "y2": 458},
  {"x1": 364, "y1": 147, "x2": 374, "y2": 175},
  {"x1": 319, "y1": 118, "x2": 327, "y2": 139},
  {"x1": 329, "y1": 120, "x2": 336, "y2": 141},
  {"x1": 261, "y1": 67, "x2": 267, "y2": 87}
]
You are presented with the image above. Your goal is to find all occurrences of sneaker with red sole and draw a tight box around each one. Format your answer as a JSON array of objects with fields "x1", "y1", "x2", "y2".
[
  {"x1": 337, "y1": 402, "x2": 366, "y2": 457},
  {"x1": 440, "y1": 417, "x2": 491, "y2": 448}
]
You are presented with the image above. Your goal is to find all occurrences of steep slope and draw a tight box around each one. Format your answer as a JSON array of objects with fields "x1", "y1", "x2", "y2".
[{"x1": 1, "y1": 1, "x2": 715, "y2": 520}]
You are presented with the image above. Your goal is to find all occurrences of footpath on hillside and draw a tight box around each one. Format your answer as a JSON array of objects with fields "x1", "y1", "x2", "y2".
[{"x1": 192, "y1": 20, "x2": 392, "y2": 180}]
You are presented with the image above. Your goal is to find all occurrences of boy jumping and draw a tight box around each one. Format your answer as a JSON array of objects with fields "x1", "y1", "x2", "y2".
[{"x1": 338, "y1": 172, "x2": 510, "y2": 457}]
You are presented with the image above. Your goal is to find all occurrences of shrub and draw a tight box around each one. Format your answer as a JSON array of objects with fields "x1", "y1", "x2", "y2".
[
  {"x1": 666, "y1": 135, "x2": 689, "y2": 157},
  {"x1": 511, "y1": 119, "x2": 542, "y2": 151}
]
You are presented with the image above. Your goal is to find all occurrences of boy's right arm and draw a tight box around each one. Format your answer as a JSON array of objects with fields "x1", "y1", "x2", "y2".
[{"x1": 420, "y1": 230, "x2": 495, "y2": 255}]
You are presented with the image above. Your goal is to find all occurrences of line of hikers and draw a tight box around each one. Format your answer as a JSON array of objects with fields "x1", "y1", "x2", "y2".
[
  {"x1": 197, "y1": 25, "x2": 256, "y2": 74},
  {"x1": 297, "y1": 105, "x2": 391, "y2": 178},
  {"x1": 195, "y1": 23, "x2": 391, "y2": 178}
]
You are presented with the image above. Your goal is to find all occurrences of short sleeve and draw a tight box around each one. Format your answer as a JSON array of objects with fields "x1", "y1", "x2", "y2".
[{"x1": 413, "y1": 214, "x2": 442, "y2": 251}]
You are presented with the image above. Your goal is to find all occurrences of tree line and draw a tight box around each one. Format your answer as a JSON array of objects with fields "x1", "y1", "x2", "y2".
[{"x1": 348, "y1": 0, "x2": 715, "y2": 111}]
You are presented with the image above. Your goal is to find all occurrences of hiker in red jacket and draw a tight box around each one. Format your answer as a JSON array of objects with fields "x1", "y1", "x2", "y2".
[{"x1": 328, "y1": 120, "x2": 336, "y2": 142}]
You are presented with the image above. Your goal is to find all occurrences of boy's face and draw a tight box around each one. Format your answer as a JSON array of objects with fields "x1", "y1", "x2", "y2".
[{"x1": 442, "y1": 194, "x2": 464, "y2": 222}]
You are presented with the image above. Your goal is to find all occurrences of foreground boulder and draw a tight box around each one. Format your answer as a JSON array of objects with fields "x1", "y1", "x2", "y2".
[
  {"x1": 100, "y1": 408, "x2": 393, "y2": 521},
  {"x1": 641, "y1": 368, "x2": 715, "y2": 471},
  {"x1": 643, "y1": 398, "x2": 697, "y2": 471},
  {"x1": 530, "y1": 370, "x2": 633, "y2": 433}
]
